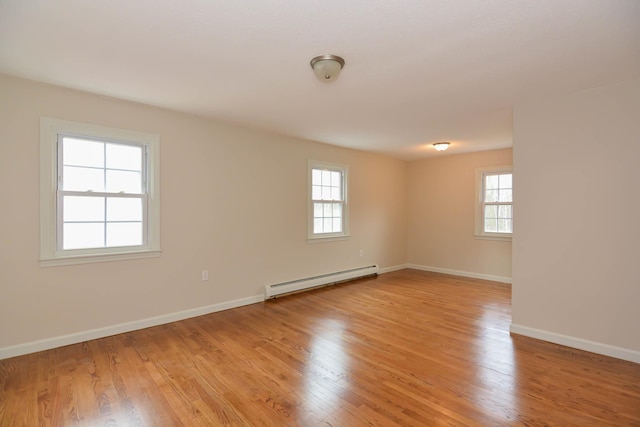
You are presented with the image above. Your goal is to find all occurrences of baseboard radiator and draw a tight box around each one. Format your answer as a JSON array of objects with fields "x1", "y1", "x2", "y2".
[{"x1": 265, "y1": 264, "x2": 379, "y2": 299}]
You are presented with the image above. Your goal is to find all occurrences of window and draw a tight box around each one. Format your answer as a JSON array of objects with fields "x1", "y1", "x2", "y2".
[
  {"x1": 308, "y1": 161, "x2": 348, "y2": 240},
  {"x1": 475, "y1": 166, "x2": 512, "y2": 240},
  {"x1": 40, "y1": 118, "x2": 160, "y2": 266}
]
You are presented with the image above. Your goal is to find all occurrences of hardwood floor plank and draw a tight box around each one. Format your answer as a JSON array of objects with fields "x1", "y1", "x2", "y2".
[{"x1": 1, "y1": 269, "x2": 639, "y2": 426}]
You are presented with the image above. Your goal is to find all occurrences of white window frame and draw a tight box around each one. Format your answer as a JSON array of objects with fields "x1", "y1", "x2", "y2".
[
  {"x1": 40, "y1": 118, "x2": 161, "y2": 266},
  {"x1": 308, "y1": 160, "x2": 349, "y2": 241},
  {"x1": 474, "y1": 166, "x2": 513, "y2": 241}
]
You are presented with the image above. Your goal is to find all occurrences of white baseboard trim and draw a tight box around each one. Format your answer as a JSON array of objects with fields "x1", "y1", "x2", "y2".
[
  {"x1": 510, "y1": 323, "x2": 640, "y2": 364},
  {"x1": 0, "y1": 294, "x2": 264, "y2": 360},
  {"x1": 378, "y1": 264, "x2": 408, "y2": 274},
  {"x1": 406, "y1": 263, "x2": 512, "y2": 284}
]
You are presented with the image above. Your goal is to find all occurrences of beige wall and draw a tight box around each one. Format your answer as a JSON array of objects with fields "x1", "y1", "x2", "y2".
[
  {"x1": 6, "y1": 71, "x2": 635, "y2": 361},
  {"x1": 0, "y1": 74, "x2": 407, "y2": 350},
  {"x1": 512, "y1": 78, "x2": 640, "y2": 355},
  {"x1": 407, "y1": 149, "x2": 513, "y2": 280}
]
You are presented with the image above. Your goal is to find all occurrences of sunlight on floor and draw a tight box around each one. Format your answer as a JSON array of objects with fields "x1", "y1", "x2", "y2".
[
  {"x1": 303, "y1": 318, "x2": 349, "y2": 416},
  {"x1": 473, "y1": 303, "x2": 519, "y2": 423}
]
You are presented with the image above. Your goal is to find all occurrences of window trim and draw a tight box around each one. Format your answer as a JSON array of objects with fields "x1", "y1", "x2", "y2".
[
  {"x1": 474, "y1": 166, "x2": 513, "y2": 241},
  {"x1": 307, "y1": 160, "x2": 349, "y2": 241},
  {"x1": 40, "y1": 118, "x2": 161, "y2": 266}
]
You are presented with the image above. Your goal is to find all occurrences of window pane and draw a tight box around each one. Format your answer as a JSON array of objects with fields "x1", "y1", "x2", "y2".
[
  {"x1": 107, "y1": 197, "x2": 142, "y2": 221},
  {"x1": 322, "y1": 170, "x2": 331, "y2": 185},
  {"x1": 323, "y1": 218, "x2": 332, "y2": 232},
  {"x1": 63, "y1": 137, "x2": 104, "y2": 168},
  {"x1": 499, "y1": 174, "x2": 512, "y2": 189},
  {"x1": 63, "y1": 196, "x2": 105, "y2": 221},
  {"x1": 323, "y1": 203, "x2": 332, "y2": 217},
  {"x1": 106, "y1": 222, "x2": 142, "y2": 247},
  {"x1": 484, "y1": 205, "x2": 497, "y2": 219},
  {"x1": 484, "y1": 218, "x2": 498, "y2": 233},
  {"x1": 332, "y1": 203, "x2": 342, "y2": 217},
  {"x1": 314, "y1": 202, "x2": 323, "y2": 217},
  {"x1": 314, "y1": 218, "x2": 323, "y2": 233},
  {"x1": 106, "y1": 143, "x2": 142, "y2": 171},
  {"x1": 312, "y1": 169, "x2": 322, "y2": 185},
  {"x1": 312, "y1": 186, "x2": 322, "y2": 200},
  {"x1": 106, "y1": 170, "x2": 142, "y2": 193},
  {"x1": 485, "y1": 174, "x2": 499, "y2": 190},
  {"x1": 322, "y1": 187, "x2": 331, "y2": 200},
  {"x1": 331, "y1": 187, "x2": 341, "y2": 200},
  {"x1": 497, "y1": 219, "x2": 513, "y2": 233},
  {"x1": 63, "y1": 166, "x2": 105, "y2": 192},
  {"x1": 498, "y1": 205, "x2": 512, "y2": 219},
  {"x1": 485, "y1": 190, "x2": 498, "y2": 202},
  {"x1": 499, "y1": 189, "x2": 512, "y2": 202},
  {"x1": 331, "y1": 171, "x2": 341, "y2": 187},
  {"x1": 332, "y1": 218, "x2": 342, "y2": 232},
  {"x1": 63, "y1": 223, "x2": 104, "y2": 249}
]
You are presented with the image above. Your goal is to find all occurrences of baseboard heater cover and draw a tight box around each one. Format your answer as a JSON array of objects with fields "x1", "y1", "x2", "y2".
[{"x1": 265, "y1": 264, "x2": 379, "y2": 299}]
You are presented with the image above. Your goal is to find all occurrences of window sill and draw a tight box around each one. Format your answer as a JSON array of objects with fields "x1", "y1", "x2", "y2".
[
  {"x1": 307, "y1": 234, "x2": 350, "y2": 244},
  {"x1": 40, "y1": 249, "x2": 162, "y2": 267},
  {"x1": 474, "y1": 234, "x2": 512, "y2": 242}
]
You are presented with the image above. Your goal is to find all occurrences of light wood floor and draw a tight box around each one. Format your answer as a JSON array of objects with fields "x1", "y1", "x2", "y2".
[{"x1": 1, "y1": 269, "x2": 639, "y2": 426}]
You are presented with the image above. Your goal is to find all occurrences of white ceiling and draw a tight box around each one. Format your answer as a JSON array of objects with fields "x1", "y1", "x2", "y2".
[{"x1": 1, "y1": 1, "x2": 639, "y2": 160}]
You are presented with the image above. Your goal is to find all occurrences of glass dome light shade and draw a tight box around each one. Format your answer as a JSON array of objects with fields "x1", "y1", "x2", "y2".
[{"x1": 310, "y1": 55, "x2": 345, "y2": 83}]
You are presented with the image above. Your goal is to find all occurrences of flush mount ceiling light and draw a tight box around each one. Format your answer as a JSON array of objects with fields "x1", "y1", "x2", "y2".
[
  {"x1": 310, "y1": 55, "x2": 345, "y2": 83},
  {"x1": 433, "y1": 142, "x2": 450, "y2": 151}
]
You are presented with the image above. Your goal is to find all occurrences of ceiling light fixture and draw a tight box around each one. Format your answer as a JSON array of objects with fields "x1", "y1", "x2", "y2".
[
  {"x1": 310, "y1": 55, "x2": 345, "y2": 83},
  {"x1": 433, "y1": 142, "x2": 450, "y2": 151}
]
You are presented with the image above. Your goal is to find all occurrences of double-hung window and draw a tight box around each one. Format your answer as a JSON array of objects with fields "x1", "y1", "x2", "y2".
[
  {"x1": 40, "y1": 118, "x2": 160, "y2": 266},
  {"x1": 308, "y1": 161, "x2": 348, "y2": 240},
  {"x1": 475, "y1": 167, "x2": 513, "y2": 240}
]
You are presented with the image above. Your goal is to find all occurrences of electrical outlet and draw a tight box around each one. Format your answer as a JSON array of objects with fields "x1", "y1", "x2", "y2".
[
  {"x1": 201, "y1": 270, "x2": 209, "y2": 281},
  {"x1": 359, "y1": 249, "x2": 364, "y2": 257}
]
